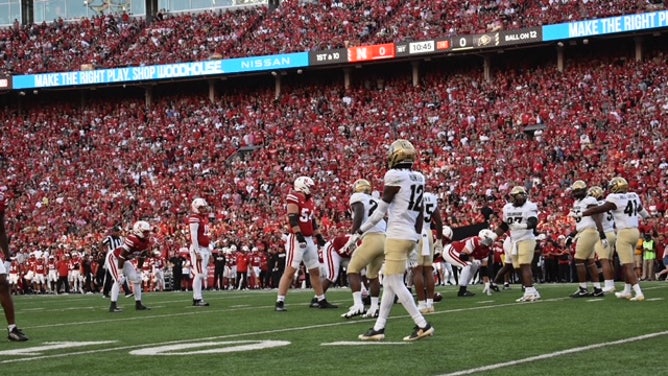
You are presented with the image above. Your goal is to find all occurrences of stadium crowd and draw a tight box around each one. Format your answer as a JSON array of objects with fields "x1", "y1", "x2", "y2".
[
  {"x1": 1, "y1": 2, "x2": 667, "y2": 296},
  {"x1": 1, "y1": 0, "x2": 667, "y2": 73}
]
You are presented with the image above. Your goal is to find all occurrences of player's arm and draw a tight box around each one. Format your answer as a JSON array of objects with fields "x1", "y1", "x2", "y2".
[
  {"x1": 349, "y1": 202, "x2": 365, "y2": 233},
  {"x1": 494, "y1": 222, "x2": 509, "y2": 238},
  {"x1": 582, "y1": 201, "x2": 615, "y2": 216},
  {"x1": 287, "y1": 202, "x2": 301, "y2": 234},
  {"x1": 137, "y1": 249, "x2": 150, "y2": 269},
  {"x1": 116, "y1": 245, "x2": 131, "y2": 269},
  {"x1": 287, "y1": 202, "x2": 307, "y2": 245},
  {"x1": 189, "y1": 220, "x2": 200, "y2": 249},
  {"x1": 0, "y1": 210, "x2": 9, "y2": 260},
  {"x1": 312, "y1": 217, "x2": 326, "y2": 246},
  {"x1": 637, "y1": 204, "x2": 651, "y2": 219},
  {"x1": 415, "y1": 207, "x2": 424, "y2": 235},
  {"x1": 358, "y1": 186, "x2": 398, "y2": 234},
  {"x1": 431, "y1": 208, "x2": 444, "y2": 240}
]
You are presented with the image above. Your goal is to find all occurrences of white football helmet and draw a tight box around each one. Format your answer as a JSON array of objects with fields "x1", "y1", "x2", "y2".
[
  {"x1": 478, "y1": 229, "x2": 497, "y2": 247},
  {"x1": 442, "y1": 225, "x2": 453, "y2": 241},
  {"x1": 132, "y1": 220, "x2": 152, "y2": 239},
  {"x1": 191, "y1": 198, "x2": 209, "y2": 214},
  {"x1": 294, "y1": 176, "x2": 315, "y2": 195}
]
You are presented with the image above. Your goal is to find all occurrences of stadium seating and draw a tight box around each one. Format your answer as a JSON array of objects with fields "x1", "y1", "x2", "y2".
[
  {"x1": 2, "y1": 1, "x2": 665, "y2": 73},
  {"x1": 1, "y1": 45, "x2": 667, "y2": 255}
]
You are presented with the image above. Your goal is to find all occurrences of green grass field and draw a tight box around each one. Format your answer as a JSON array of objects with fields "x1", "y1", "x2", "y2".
[{"x1": 1, "y1": 282, "x2": 667, "y2": 376}]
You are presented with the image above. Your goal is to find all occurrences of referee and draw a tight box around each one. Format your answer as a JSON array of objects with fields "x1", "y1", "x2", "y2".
[{"x1": 101, "y1": 226, "x2": 133, "y2": 298}]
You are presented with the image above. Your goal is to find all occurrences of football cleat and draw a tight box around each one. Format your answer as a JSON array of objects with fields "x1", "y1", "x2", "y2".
[
  {"x1": 516, "y1": 294, "x2": 540, "y2": 302},
  {"x1": 362, "y1": 308, "x2": 379, "y2": 318},
  {"x1": 135, "y1": 302, "x2": 150, "y2": 310},
  {"x1": 591, "y1": 288, "x2": 605, "y2": 297},
  {"x1": 419, "y1": 305, "x2": 435, "y2": 315},
  {"x1": 125, "y1": 293, "x2": 134, "y2": 299},
  {"x1": 359, "y1": 327, "x2": 385, "y2": 341},
  {"x1": 615, "y1": 291, "x2": 632, "y2": 300},
  {"x1": 341, "y1": 305, "x2": 365, "y2": 319},
  {"x1": 109, "y1": 302, "x2": 122, "y2": 313},
  {"x1": 317, "y1": 299, "x2": 338, "y2": 309},
  {"x1": 457, "y1": 290, "x2": 475, "y2": 297},
  {"x1": 193, "y1": 299, "x2": 210, "y2": 307},
  {"x1": 602, "y1": 286, "x2": 616, "y2": 294},
  {"x1": 309, "y1": 297, "x2": 320, "y2": 308},
  {"x1": 275, "y1": 301, "x2": 287, "y2": 312},
  {"x1": 403, "y1": 323, "x2": 434, "y2": 342},
  {"x1": 482, "y1": 286, "x2": 493, "y2": 296},
  {"x1": 7, "y1": 327, "x2": 28, "y2": 342},
  {"x1": 570, "y1": 287, "x2": 591, "y2": 298},
  {"x1": 629, "y1": 294, "x2": 645, "y2": 302},
  {"x1": 490, "y1": 284, "x2": 500, "y2": 292}
]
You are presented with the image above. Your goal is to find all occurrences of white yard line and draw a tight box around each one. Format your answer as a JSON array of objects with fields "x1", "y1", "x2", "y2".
[{"x1": 437, "y1": 330, "x2": 668, "y2": 376}]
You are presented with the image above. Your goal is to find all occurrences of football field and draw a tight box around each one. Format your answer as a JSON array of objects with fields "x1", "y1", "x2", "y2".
[{"x1": 1, "y1": 282, "x2": 666, "y2": 376}]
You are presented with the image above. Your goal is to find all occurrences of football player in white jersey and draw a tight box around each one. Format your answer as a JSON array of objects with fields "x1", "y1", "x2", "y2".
[
  {"x1": 565, "y1": 181, "x2": 604, "y2": 298},
  {"x1": 341, "y1": 179, "x2": 386, "y2": 319},
  {"x1": 494, "y1": 186, "x2": 541, "y2": 302},
  {"x1": 582, "y1": 177, "x2": 650, "y2": 301},
  {"x1": 348, "y1": 139, "x2": 434, "y2": 342},
  {"x1": 412, "y1": 191, "x2": 443, "y2": 314},
  {"x1": 588, "y1": 186, "x2": 617, "y2": 293}
]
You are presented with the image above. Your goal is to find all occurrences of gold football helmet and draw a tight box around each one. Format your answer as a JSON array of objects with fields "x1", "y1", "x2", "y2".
[
  {"x1": 570, "y1": 180, "x2": 587, "y2": 199},
  {"x1": 387, "y1": 139, "x2": 416, "y2": 169},
  {"x1": 352, "y1": 179, "x2": 372, "y2": 194},
  {"x1": 509, "y1": 185, "x2": 527, "y2": 207},
  {"x1": 607, "y1": 177, "x2": 628, "y2": 193},
  {"x1": 587, "y1": 186, "x2": 604, "y2": 200}
]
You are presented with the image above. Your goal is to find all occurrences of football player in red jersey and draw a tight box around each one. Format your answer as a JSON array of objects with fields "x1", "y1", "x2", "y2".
[
  {"x1": 106, "y1": 221, "x2": 153, "y2": 312},
  {"x1": 188, "y1": 198, "x2": 212, "y2": 307},
  {"x1": 152, "y1": 254, "x2": 166, "y2": 292},
  {"x1": 31, "y1": 255, "x2": 47, "y2": 294},
  {"x1": 47, "y1": 255, "x2": 58, "y2": 294},
  {"x1": 0, "y1": 189, "x2": 29, "y2": 341},
  {"x1": 320, "y1": 235, "x2": 351, "y2": 295},
  {"x1": 275, "y1": 176, "x2": 337, "y2": 311},
  {"x1": 442, "y1": 229, "x2": 497, "y2": 297}
]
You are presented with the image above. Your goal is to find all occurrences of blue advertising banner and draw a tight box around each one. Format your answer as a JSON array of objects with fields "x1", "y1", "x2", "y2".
[
  {"x1": 11, "y1": 52, "x2": 309, "y2": 90},
  {"x1": 543, "y1": 10, "x2": 668, "y2": 41}
]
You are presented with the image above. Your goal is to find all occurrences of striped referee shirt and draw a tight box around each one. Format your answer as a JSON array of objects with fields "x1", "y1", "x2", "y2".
[{"x1": 102, "y1": 235, "x2": 124, "y2": 253}]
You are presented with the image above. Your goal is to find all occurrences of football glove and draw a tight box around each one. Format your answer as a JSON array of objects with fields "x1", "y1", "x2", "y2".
[
  {"x1": 315, "y1": 234, "x2": 326, "y2": 247},
  {"x1": 295, "y1": 232, "x2": 307, "y2": 249},
  {"x1": 342, "y1": 233, "x2": 360, "y2": 254},
  {"x1": 407, "y1": 247, "x2": 419, "y2": 269}
]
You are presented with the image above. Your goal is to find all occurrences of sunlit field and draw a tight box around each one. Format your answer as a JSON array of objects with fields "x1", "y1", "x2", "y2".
[{"x1": 1, "y1": 282, "x2": 666, "y2": 376}]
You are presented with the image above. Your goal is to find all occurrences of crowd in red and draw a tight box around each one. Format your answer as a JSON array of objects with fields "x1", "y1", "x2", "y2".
[
  {"x1": 1, "y1": 0, "x2": 666, "y2": 74},
  {"x1": 1, "y1": 43, "x2": 667, "y2": 260}
]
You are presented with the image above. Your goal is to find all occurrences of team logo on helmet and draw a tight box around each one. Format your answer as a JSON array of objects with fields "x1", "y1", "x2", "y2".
[
  {"x1": 294, "y1": 176, "x2": 315, "y2": 195},
  {"x1": 509, "y1": 185, "x2": 527, "y2": 207},
  {"x1": 352, "y1": 179, "x2": 372, "y2": 194},
  {"x1": 570, "y1": 180, "x2": 587, "y2": 199},
  {"x1": 442, "y1": 225, "x2": 454, "y2": 241},
  {"x1": 478, "y1": 229, "x2": 497, "y2": 247},
  {"x1": 607, "y1": 177, "x2": 628, "y2": 193},
  {"x1": 191, "y1": 198, "x2": 209, "y2": 214},
  {"x1": 387, "y1": 139, "x2": 417, "y2": 169},
  {"x1": 587, "y1": 186, "x2": 604, "y2": 200},
  {"x1": 132, "y1": 220, "x2": 152, "y2": 239}
]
